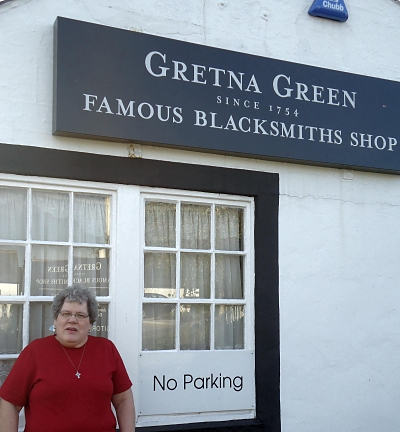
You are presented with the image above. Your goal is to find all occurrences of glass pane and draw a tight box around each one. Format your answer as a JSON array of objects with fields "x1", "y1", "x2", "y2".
[
  {"x1": 215, "y1": 206, "x2": 244, "y2": 251},
  {"x1": 180, "y1": 304, "x2": 210, "y2": 350},
  {"x1": 74, "y1": 194, "x2": 110, "y2": 244},
  {"x1": 0, "y1": 359, "x2": 17, "y2": 386},
  {"x1": 215, "y1": 305, "x2": 244, "y2": 350},
  {"x1": 91, "y1": 303, "x2": 109, "y2": 338},
  {"x1": 180, "y1": 253, "x2": 210, "y2": 299},
  {"x1": 31, "y1": 245, "x2": 68, "y2": 296},
  {"x1": 73, "y1": 248, "x2": 110, "y2": 296},
  {"x1": 0, "y1": 304, "x2": 23, "y2": 354},
  {"x1": 142, "y1": 303, "x2": 176, "y2": 350},
  {"x1": 32, "y1": 190, "x2": 69, "y2": 242},
  {"x1": 145, "y1": 202, "x2": 176, "y2": 248},
  {"x1": 144, "y1": 252, "x2": 176, "y2": 298},
  {"x1": 181, "y1": 204, "x2": 211, "y2": 249},
  {"x1": 0, "y1": 246, "x2": 25, "y2": 295},
  {"x1": 215, "y1": 255, "x2": 243, "y2": 299},
  {"x1": 29, "y1": 302, "x2": 54, "y2": 342},
  {"x1": 0, "y1": 187, "x2": 26, "y2": 240}
]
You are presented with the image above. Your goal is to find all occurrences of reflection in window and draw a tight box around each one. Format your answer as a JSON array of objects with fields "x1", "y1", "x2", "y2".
[
  {"x1": 0, "y1": 246, "x2": 25, "y2": 296},
  {"x1": 0, "y1": 304, "x2": 23, "y2": 354},
  {"x1": 29, "y1": 302, "x2": 53, "y2": 342},
  {"x1": 144, "y1": 253, "x2": 176, "y2": 298},
  {"x1": 0, "y1": 185, "x2": 113, "y2": 396},
  {"x1": 180, "y1": 304, "x2": 210, "y2": 350},
  {"x1": 180, "y1": 253, "x2": 210, "y2": 299},
  {"x1": 73, "y1": 248, "x2": 110, "y2": 296},
  {"x1": 31, "y1": 245, "x2": 68, "y2": 296},
  {"x1": 142, "y1": 304, "x2": 176, "y2": 351},
  {"x1": 91, "y1": 303, "x2": 109, "y2": 338}
]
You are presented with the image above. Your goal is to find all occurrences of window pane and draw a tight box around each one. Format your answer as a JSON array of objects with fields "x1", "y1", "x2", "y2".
[
  {"x1": 32, "y1": 190, "x2": 69, "y2": 242},
  {"x1": 180, "y1": 304, "x2": 210, "y2": 350},
  {"x1": 215, "y1": 255, "x2": 243, "y2": 299},
  {"x1": 74, "y1": 194, "x2": 110, "y2": 244},
  {"x1": 142, "y1": 304, "x2": 176, "y2": 350},
  {"x1": 180, "y1": 253, "x2": 210, "y2": 299},
  {"x1": 29, "y1": 302, "x2": 54, "y2": 342},
  {"x1": 181, "y1": 204, "x2": 211, "y2": 249},
  {"x1": 0, "y1": 187, "x2": 26, "y2": 240},
  {"x1": 0, "y1": 246, "x2": 25, "y2": 296},
  {"x1": 0, "y1": 304, "x2": 23, "y2": 354},
  {"x1": 215, "y1": 305, "x2": 244, "y2": 350},
  {"x1": 31, "y1": 245, "x2": 68, "y2": 296},
  {"x1": 145, "y1": 202, "x2": 176, "y2": 248},
  {"x1": 73, "y1": 248, "x2": 110, "y2": 296},
  {"x1": 215, "y1": 206, "x2": 244, "y2": 251},
  {"x1": 91, "y1": 303, "x2": 109, "y2": 338},
  {"x1": 0, "y1": 359, "x2": 16, "y2": 386},
  {"x1": 144, "y1": 252, "x2": 176, "y2": 298}
]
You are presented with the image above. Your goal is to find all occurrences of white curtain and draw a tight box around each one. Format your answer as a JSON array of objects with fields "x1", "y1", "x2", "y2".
[
  {"x1": 215, "y1": 206, "x2": 243, "y2": 251},
  {"x1": 32, "y1": 190, "x2": 69, "y2": 242},
  {"x1": 145, "y1": 202, "x2": 176, "y2": 247},
  {"x1": 0, "y1": 187, "x2": 26, "y2": 240},
  {"x1": 74, "y1": 194, "x2": 110, "y2": 244},
  {"x1": 181, "y1": 204, "x2": 210, "y2": 249},
  {"x1": 143, "y1": 202, "x2": 244, "y2": 351},
  {"x1": 215, "y1": 305, "x2": 244, "y2": 349}
]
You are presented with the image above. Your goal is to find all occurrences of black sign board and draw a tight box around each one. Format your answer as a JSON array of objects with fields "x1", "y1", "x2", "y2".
[{"x1": 54, "y1": 17, "x2": 400, "y2": 173}]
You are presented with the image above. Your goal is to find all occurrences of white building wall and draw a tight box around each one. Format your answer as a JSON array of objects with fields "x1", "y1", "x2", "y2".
[{"x1": 1, "y1": 1, "x2": 400, "y2": 431}]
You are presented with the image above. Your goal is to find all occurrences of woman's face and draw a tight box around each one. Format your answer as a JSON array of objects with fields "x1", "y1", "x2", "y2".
[{"x1": 54, "y1": 300, "x2": 91, "y2": 348}]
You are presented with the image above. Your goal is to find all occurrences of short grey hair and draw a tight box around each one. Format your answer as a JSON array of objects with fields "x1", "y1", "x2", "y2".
[{"x1": 52, "y1": 285, "x2": 98, "y2": 324}]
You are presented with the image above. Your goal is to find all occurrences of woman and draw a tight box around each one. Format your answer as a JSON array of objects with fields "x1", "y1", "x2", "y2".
[{"x1": 0, "y1": 285, "x2": 135, "y2": 432}]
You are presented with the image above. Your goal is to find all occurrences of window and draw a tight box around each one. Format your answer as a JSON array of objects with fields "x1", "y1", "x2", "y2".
[
  {"x1": 142, "y1": 197, "x2": 248, "y2": 352},
  {"x1": 0, "y1": 182, "x2": 114, "y2": 388}
]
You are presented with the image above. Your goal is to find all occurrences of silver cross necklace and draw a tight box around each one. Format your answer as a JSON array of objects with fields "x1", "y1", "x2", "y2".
[{"x1": 60, "y1": 342, "x2": 87, "y2": 379}]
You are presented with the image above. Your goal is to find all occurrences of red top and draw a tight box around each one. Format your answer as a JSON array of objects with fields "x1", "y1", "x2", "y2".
[{"x1": 0, "y1": 335, "x2": 132, "y2": 432}]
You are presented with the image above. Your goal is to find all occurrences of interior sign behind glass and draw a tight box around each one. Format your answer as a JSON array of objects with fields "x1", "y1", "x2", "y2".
[{"x1": 54, "y1": 17, "x2": 400, "y2": 173}]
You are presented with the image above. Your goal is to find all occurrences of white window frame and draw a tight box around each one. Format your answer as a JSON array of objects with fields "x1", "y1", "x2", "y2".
[{"x1": 135, "y1": 187, "x2": 255, "y2": 427}]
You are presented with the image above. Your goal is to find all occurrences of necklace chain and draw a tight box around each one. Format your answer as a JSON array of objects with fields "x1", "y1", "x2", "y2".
[{"x1": 60, "y1": 342, "x2": 87, "y2": 379}]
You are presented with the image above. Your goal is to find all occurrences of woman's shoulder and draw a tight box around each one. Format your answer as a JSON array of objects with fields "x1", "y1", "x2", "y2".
[
  {"x1": 88, "y1": 335, "x2": 117, "y2": 348},
  {"x1": 18, "y1": 335, "x2": 58, "y2": 357}
]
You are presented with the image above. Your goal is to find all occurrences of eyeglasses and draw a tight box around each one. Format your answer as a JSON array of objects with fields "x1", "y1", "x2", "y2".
[{"x1": 59, "y1": 311, "x2": 89, "y2": 321}]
